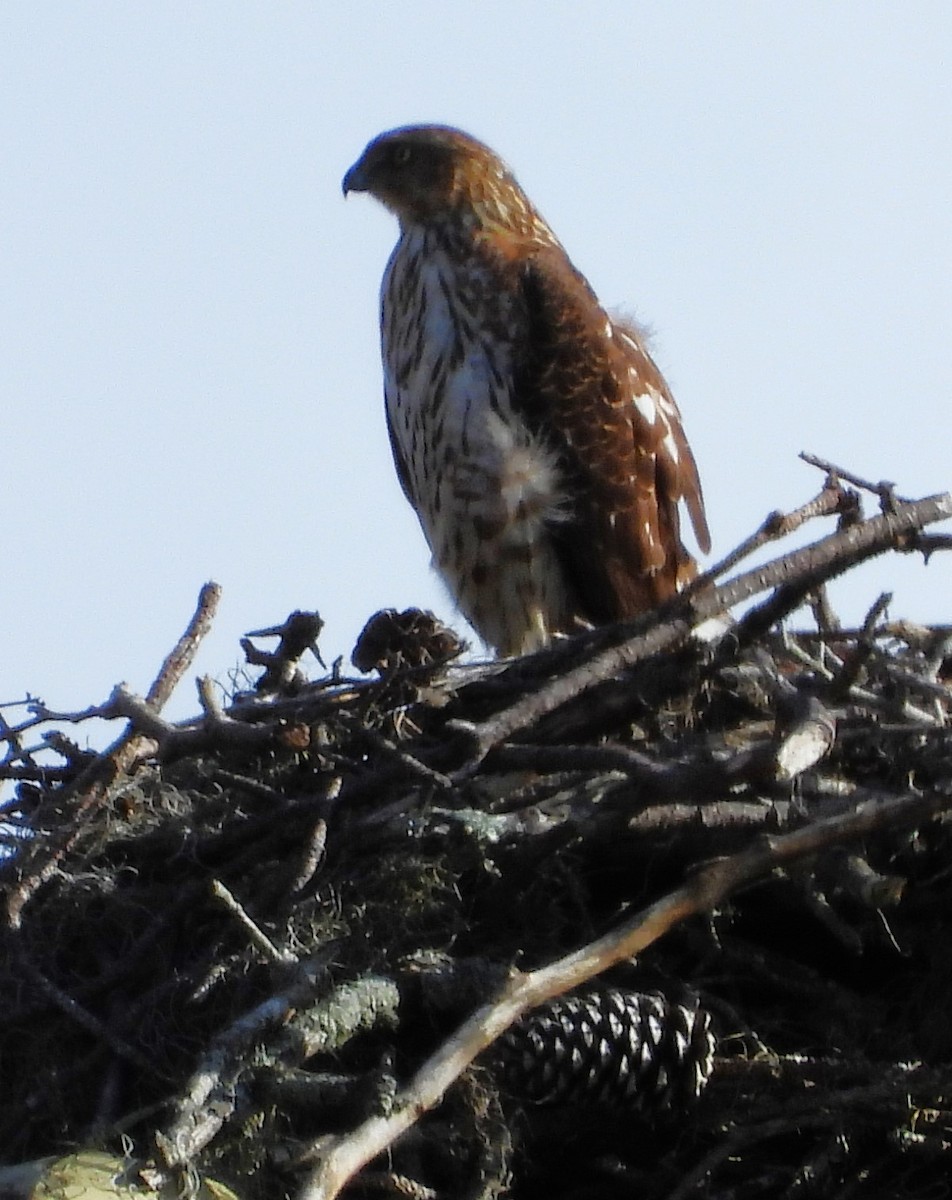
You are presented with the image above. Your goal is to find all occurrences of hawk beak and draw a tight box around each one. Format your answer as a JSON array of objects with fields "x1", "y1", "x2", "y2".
[{"x1": 342, "y1": 159, "x2": 369, "y2": 197}]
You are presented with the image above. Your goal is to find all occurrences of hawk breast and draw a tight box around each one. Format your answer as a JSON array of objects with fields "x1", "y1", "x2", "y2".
[{"x1": 381, "y1": 227, "x2": 575, "y2": 655}]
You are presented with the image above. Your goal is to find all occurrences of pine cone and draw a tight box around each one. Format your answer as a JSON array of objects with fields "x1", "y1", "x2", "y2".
[
  {"x1": 352, "y1": 608, "x2": 465, "y2": 674},
  {"x1": 495, "y1": 988, "x2": 714, "y2": 1113}
]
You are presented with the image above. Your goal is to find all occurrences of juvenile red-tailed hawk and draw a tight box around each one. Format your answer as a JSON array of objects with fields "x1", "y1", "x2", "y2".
[{"x1": 343, "y1": 124, "x2": 710, "y2": 656}]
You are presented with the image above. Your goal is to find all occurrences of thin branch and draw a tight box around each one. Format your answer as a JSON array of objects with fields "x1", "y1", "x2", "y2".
[
  {"x1": 832, "y1": 592, "x2": 892, "y2": 697},
  {"x1": 241, "y1": 609, "x2": 326, "y2": 693},
  {"x1": 210, "y1": 879, "x2": 297, "y2": 965},
  {"x1": 799, "y1": 451, "x2": 900, "y2": 506},
  {"x1": 154, "y1": 969, "x2": 398, "y2": 1176},
  {"x1": 687, "y1": 480, "x2": 855, "y2": 591},
  {"x1": 16, "y1": 952, "x2": 164, "y2": 1080},
  {"x1": 449, "y1": 493, "x2": 952, "y2": 773},
  {"x1": 155, "y1": 959, "x2": 331, "y2": 1171},
  {"x1": 147, "y1": 581, "x2": 222, "y2": 710},
  {"x1": 288, "y1": 818, "x2": 329, "y2": 895},
  {"x1": 297, "y1": 785, "x2": 949, "y2": 1200},
  {"x1": 664, "y1": 1110, "x2": 842, "y2": 1200},
  {"x1": 5, "y1": 583, "x2": 221, "y2": 928},
  {"x1": 197, "y1": 674, "x2": 226, "y2": 721}
]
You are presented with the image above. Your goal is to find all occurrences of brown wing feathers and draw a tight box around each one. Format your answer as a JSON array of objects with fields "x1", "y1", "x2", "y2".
[{"x1": 516, "y1": 247, "x2": 708, "y2": 622}]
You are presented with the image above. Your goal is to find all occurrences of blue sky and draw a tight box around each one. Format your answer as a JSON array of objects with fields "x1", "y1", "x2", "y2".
[{"x1": 2, "y1": 3, "x2": 951, "y2": 733}]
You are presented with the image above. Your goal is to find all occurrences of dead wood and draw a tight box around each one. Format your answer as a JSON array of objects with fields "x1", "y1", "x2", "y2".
[{"x1": 2, "y1": 473, "x2": 952, "y2": 1200}]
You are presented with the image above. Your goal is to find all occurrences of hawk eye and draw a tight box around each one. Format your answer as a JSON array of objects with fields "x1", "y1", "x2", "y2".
[{"x1": 393, "y1": 144, "x2": 413, "y2": 167}]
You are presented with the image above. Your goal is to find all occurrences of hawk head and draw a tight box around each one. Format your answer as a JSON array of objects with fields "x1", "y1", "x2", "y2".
[{"x1": 343, "y1": 124, "x2": 549, "y2": 240}]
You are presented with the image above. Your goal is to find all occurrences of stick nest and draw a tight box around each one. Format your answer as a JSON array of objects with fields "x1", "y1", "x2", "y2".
[{"x1": 3, "y1": 464, "x2": 952, "y2": 1200}]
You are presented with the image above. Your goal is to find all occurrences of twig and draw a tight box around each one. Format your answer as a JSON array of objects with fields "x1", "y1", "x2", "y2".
[
  {"x1": 209, "y1": 768, "x2": 290, "y2": 806},
  {"x1": 86, "y1": 580, "x2": 222, "y2": 774},
  {"x1": 843, "y1": 683, "x2": 941, "y2": 726},
  {"x1": 881, "y1": 660, "x2": 952, "y2": 707},
  {"x1": 356, "y1": 725, "x2": 454, "y2": 791},
  {"x1": 0, "y1": 764, "x2": 71, "y2": 783},
  {"x1": 808, "y1": 583, "x2": 841, "y2": 634},
  {"x1": 448, "y1": 493, "x2": 952, "y2": 773},
  {"x1": 210, "y1": 879, "x2": 297, "y2": 965},
  {"x1": 155, "y1": 960, "x2": 330, "y2": 1172},
  {"x1": 197, "y1": 674, "x2": 226, "y2": 721},
  {"x1": 773, "y1": 694, "x2": 837, "y2": 782},
  {"x1": 688, "y1": 481, "x2": 855, "y2": 591},
  {"x1": 100, "y1": 683, "x2": 175, "y2": 747},
  {"x1": 16, "y1": 952, "x2": 163, "y2": 1080},
  {"x1": 482, "y1": 739, "x2": 779, "y2": 801},
  {"x1": 147, "y1": 582, "x2": 222, "y2": 710},
  {"x1": 664, "y1": 1111, "x2": 842, "y2": 1200},
  {"x1": 833, "y1": 593, "x2": 892, "y2": 697},
  {"x1": 484, "y1": 741, "x2": 686, "y2": 783},
  {"x1": 296, "y1": 785, "x2": 949, "y2": 1200},
  {"x1": 913, "y1": 531, "x2": 952, "y2": 557},
  {"x1": 799, "y1": 452, "x2": 900, "y2": 507},
  {"x1": 154, "y1": 970, "x2": 399, "y2": 1177},
  {"x1": 288, "y1": 819, "x2": 329, "y2": 895},
  {"x1": 0, "y1": 700, "x2": 112, "y2": 749},
  {"x1": 355, "y1": 1173, "x2": 437, "y2": 1200},
  {"x1": 5, "y1": 583, "x2": 222, "y2": 928},
  {"x1": 242, "y1": 610, "x2": 326, "y2": 692}
]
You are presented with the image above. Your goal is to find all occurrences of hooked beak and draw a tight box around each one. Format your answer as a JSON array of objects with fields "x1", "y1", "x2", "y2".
[{"x1": 342, "y1": 159, "x2": 369, "y2": 197}]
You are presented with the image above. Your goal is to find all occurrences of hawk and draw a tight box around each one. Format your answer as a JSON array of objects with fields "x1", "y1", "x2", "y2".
[{"x1": 343, "y1": 124, "x2": 710, "y2": 656}]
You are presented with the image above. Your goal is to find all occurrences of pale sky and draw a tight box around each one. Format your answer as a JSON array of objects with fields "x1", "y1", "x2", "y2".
[{"x1": 3, "y1": 3, "x2": 951, "y2": 738}]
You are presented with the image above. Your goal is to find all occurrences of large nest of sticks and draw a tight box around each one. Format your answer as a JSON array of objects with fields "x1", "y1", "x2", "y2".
[{"x1": 3, "y1": 466, "x2": 952, "y2": 1200}]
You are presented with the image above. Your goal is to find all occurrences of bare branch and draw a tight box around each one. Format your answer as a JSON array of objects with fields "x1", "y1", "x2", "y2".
[
  {"x1": 799, "y1": 451, "x2": 900, "y2": 506},
  {"x1": 15, "y1": 952, "x2": 163, "y2": 1080},
  {"x1": 5, "y1": 583, "x2": 222, "y2": 928},
  {"x1": 450, "y1": 492, "x2": 952, "y2": 772},
  {"x1": 688, "y1": 480, "x2": 856, "y2": 590},
  {"x1": 210, "y1": 879, "x2": 297, "y2": 966},
  {"x1": 146, "y1": 581, "x2": 222, "y2": 710},
  {"x1": 297, "y1": 786, "x2": 949, "y2": 1200}
]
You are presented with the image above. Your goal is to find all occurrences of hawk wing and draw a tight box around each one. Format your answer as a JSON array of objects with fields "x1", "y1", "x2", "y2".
[{"x1": 515, "y1": 244, "x2": 710, "y2": 624}]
